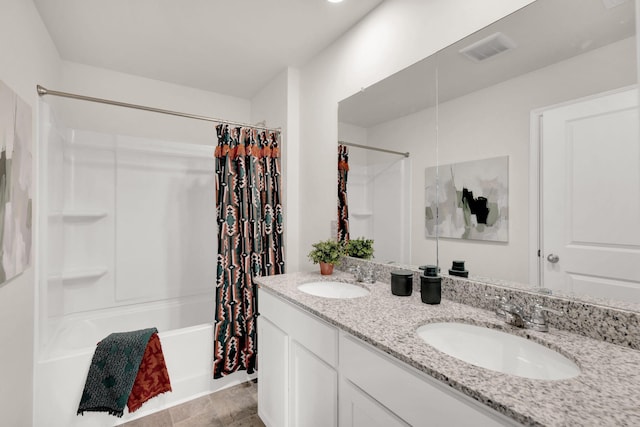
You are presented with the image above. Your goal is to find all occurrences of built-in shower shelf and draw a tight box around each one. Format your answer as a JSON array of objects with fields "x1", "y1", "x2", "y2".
[
  {"x1": 49, "y1": 268, "x2": 108, "y2": 282},
  {"x1": 49, "y1": 211, "x2": 108, "y2": 221},
  {"x1": 351, "y1": 211, "x2": 373, "y2": 217}
]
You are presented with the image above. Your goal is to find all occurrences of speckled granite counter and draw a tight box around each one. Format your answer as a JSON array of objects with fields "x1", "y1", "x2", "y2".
[{"x1": 255, "y1": 271, "x2": 640, "y2": 427}]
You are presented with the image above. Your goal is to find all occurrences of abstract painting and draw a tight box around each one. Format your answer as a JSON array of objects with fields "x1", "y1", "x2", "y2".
[
  {"x1": 0, "y1": 81, "x2": 32, "y2": 284},
  {"x1": 425, "y1": 156, "x2": 508, "y2": 242}
]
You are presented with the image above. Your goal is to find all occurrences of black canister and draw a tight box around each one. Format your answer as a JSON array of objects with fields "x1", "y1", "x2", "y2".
[
  {"x1": 390, "y1": 270, "x2": 413, "y2": 296},
  {"x1": 448, "y1": 260, "x2": 469, "y2": 278},
  {"x1": 420, "y1": 265, "x2": 441, "y2": 304}
]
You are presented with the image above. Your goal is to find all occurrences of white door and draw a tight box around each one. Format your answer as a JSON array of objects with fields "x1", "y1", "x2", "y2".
[{"x1": 541, "y1": 88, "x2": 640, "y2": 301}]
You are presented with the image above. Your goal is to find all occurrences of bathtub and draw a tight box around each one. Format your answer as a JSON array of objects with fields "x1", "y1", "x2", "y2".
[{"x1": 34, "y1": 298, "x2": 254, "y2": 427}]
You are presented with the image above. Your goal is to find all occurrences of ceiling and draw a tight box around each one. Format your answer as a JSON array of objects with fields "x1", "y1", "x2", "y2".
[
  {"x1": 339, "y1": 0, "x2": 636, "y2": 128},
  {"x1": 33, "y1": 0, "x2": 384, "y2": 99}
]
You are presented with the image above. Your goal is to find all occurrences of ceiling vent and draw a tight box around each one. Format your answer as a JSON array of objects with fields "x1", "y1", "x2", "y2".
[{"x1": 459, "y1": 32, "x2": 517, "y2": 62}]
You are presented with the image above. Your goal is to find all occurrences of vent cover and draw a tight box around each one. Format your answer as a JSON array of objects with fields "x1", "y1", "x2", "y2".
[{"x1": 459, "y1": 32, "x2": 517, "y2": 62}]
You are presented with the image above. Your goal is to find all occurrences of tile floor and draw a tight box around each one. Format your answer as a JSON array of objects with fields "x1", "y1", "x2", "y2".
[{"x1": 121, "y1": 380, "x2": 264, "y2": 427}]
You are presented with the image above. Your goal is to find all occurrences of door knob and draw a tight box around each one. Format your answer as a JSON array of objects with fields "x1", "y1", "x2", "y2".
[{"x1": 546, "y1": 253, "x2": 560, "y2": 263}]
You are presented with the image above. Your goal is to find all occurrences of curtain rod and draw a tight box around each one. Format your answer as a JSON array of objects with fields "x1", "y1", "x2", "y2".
[
  {"x1": 36, "y1": 85, "x2": 281, "y2": 132},
  {"x1": 338, "y1": 140, "x2": 409, "y2": 158}
]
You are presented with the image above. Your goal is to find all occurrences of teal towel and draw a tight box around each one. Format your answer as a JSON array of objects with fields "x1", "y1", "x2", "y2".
[{"x1": 77, "y1": 327, "x2": 157, "y2": 417}]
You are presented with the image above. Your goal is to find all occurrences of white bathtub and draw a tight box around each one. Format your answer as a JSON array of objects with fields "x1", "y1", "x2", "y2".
[{"x1": 34, "y1": 298, "x2": 254, "y2": 427}]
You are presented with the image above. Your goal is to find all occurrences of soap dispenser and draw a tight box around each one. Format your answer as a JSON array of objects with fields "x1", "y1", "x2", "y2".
[{"x1": 420, "y1": 265, "x2": 441, "y2": 305}]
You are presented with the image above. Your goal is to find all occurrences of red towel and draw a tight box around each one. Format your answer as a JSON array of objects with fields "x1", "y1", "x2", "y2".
[{"x1": 127, "y1": 332, "x2": 172, "y2": 413}]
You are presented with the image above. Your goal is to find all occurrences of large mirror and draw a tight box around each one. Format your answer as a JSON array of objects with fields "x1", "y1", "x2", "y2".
[{"x1": 338, "y1": 0, "x2": 639, "y2": 311}]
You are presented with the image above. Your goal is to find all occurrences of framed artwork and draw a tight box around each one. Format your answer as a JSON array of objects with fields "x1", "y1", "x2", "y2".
[
  {"x1": 425, "y1": 156, "x2": 508, "y2": 242},
  {"x1": 0, "y1": 81, "x2": 32, "y2": 284}
]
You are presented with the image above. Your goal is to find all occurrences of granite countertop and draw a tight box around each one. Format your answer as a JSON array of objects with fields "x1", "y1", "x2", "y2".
[{"x1": 255, "y1": 271, "x2": 640, "y2": 427}]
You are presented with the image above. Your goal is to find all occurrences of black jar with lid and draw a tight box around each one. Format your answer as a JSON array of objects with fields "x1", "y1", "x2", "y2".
[
  {"x1": 420, "y1": 265, "x2": 441, "y2": 304},
  {"x1": 449, "y1": 260, "x2": 469, "y2": 278},
  {"x1": 390, "y1": 270, "x2": 413, "y2": 296}
]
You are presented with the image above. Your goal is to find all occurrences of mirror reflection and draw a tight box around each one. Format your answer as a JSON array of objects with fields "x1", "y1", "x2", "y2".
[
  {"x1": 338, "y1": 0, "x2": 639, "y2": 310},
  {"x1": 338, "y1": 54, "x2": 438, "y2": 266}
]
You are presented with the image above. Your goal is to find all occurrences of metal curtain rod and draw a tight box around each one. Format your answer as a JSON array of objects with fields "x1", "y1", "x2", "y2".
[
  {"x1": 36, "y1": 85, "x2": 281, "y2": 132},
  {"x1": 338, "y1": 140, "x2": 409, "y2": 158}
]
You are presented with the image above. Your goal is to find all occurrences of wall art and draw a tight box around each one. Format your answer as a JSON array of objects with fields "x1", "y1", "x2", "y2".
[
  {"x1": 0, "y1": 81, "x2": 32, "y2": 284},
  {"x1": 425, "y1": 156, "x2": 508, "y2": 242}
]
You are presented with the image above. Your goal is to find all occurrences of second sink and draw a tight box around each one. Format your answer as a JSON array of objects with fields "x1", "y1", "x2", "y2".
[{"x1": 416, "y1": 322, "x2": 580, "y2": 380}]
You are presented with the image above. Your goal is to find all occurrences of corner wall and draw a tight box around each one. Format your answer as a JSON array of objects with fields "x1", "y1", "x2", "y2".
[
  {"x1": 251, "y1": 68, "x2": 301, "y2": 273},
  {"x1": 0, "y1": 0, "x2": 60, "y2": 425}
]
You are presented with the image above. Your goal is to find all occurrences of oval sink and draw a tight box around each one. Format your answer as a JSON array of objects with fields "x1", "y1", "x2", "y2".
[
  {"x1": 416, "y1": 322, "x2": 580, "y2": 380},
  {"x1": 297, "y1": 281, "x2": 369, "y2": 299}
]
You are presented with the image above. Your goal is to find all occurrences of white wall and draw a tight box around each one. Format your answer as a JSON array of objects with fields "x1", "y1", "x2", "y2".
[
  {"x1": 56, "y1": 61, "x2": 251, "y2": 146},
  {"x1": 298, "y1": 0, "x2": 536, "y2": 270},
  {"x1": 0, "y1": 0, "x2": 60, "y2": 424},
  {"x1": 251, "y1": 67, "x2": 301, "y2": 272}
]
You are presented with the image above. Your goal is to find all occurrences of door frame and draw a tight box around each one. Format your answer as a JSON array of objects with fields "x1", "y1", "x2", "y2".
[{"x1": 528, "y1": 84, "x2": 638, "y2": 287}]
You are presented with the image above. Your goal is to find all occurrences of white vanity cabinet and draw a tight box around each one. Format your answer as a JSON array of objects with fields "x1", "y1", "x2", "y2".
[
  {"x1": 339, "y1": 334, "x2": 519, "y2": 427},
  {"x1": 258, "y1": 289, "x2": 338, "y2": 427},
  {"x1": 258, "y1": 288, "x2": 519, "y2": 427}
]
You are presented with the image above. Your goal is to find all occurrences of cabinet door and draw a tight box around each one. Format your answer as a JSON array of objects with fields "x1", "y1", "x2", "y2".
[
  {"x1": 290, "y1": 340, "x2": 338, "y2": 427},
  {"x1": 258, "y1": 317, "x2": 289, "y2": 427},
  {"x1": 339, "y1": 378, "x2": 409, "y2": 427}
]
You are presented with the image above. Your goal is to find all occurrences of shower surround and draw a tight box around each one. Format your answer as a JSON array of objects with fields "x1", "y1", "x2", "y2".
[{"x1": 34, "y1": 102, "x2": 246, "y2": 426}]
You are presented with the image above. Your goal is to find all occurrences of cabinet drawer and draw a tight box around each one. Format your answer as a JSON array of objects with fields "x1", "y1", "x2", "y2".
[
  {"x1": 339, "y1": 333, "x2": 517, "y2": 427},
  {"x1": 259, "y1": 289, "x2": 338, "y2": 367}
]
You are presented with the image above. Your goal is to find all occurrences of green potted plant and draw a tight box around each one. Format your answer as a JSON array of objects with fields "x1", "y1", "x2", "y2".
[
  {"x1": 308, "y1": 239, "x2": 344, "y2": 275},
  {"x1": 346, "y1": 237, "x2": 374, "y2": 260}
]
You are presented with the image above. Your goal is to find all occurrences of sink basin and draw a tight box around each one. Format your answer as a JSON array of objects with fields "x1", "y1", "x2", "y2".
[
  {"x1": 416, "y1": 322, "x2": 580, "y2": 380},
  {"x1": 297, "y1": 281, "x2": 369, "y2": 299}
]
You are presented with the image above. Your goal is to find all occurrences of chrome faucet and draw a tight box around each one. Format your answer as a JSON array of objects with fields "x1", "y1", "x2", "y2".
[{"x1": 491, "y1": 296, "x2": 562, "y2": 332}]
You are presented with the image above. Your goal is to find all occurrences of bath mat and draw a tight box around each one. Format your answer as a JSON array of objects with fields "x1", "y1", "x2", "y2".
[
  {"x1": 127, "y1": 332, "x2": 172, "y2": 412},
  {"x1": 77, "y1": 327, "x2": 159, "y2": 417}
]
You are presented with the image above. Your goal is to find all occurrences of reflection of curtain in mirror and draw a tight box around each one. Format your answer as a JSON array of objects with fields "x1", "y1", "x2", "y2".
[
  {"x1": 338, "y1": 144, "x2": 350, "y2": 242},
  {"x1": 213, "y1": 124, "x2": 285, "y2": 379}
]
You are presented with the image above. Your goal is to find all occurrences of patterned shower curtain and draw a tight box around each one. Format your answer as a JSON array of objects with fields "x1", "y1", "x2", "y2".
[
  {"x1": 213, "y1": 124, "x2": 285, "y2": 379},
  {"x1": 337, "y1": 144, "x2": 350, "y2": 243}
]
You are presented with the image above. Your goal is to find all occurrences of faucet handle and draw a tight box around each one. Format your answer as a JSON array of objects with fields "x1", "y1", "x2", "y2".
[
  {"x1": 532, "y1": 303, "x2": 562, "y2": 318},
  {"x1": 533, "y1": 299, "x2": 563, "y2": 315},
  {"x1": 486, "y1": 293, "x2": 508, "y2": 318},
  {"x1": 528, "y1": 302, "x2": 562, "y2": 331}
]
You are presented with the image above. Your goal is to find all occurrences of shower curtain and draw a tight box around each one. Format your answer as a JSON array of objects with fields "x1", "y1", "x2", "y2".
[
  {"x1": 338, "y1": 144, "x2": 350, "y2": 242},
  {"x1": 213, "y1": 124, "x2": 285, "y2": 378}
]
